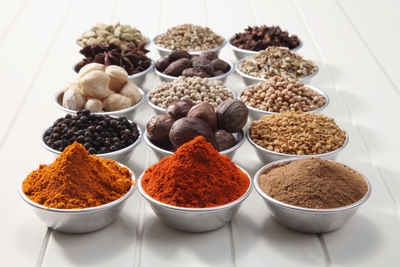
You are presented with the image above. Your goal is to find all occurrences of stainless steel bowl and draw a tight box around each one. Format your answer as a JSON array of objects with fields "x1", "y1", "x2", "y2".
[
  {"x1": 54, "y1": 87, "x2": 146, "y2": 118},
  {"x1": 247, "y1": 128, "x2": 349, "y2": 163},
  {"x1": 145, "y1": 87, "x2": 237, "y2": 115},
  {"x1": 137, "y1": 165, "x2": 252, "y2": 232},
  {"x1": 237, "y1": 85, "x2": 329, "y2": 120},
  {"x1": 19, "y1": 162, "x2": 136, "y2": 234},
  {"x1": 154, "y1": 57, "x2": 235, "y2": 83},
  {"x1": 143, "y1": 129, "x2": 245, "y2": 160},
  {"x1": 128, "y1": 60, "x2": 154, "y2": 87},
  {"x1": 227, "y1": 36, "x2": 303, "y2": 60},
  {"x1": 254, "y1": 158, "x2": 371, "y2": 233},
  {"x1": 235, "y1": 57, "x2": 319, "y2": 86},
  {"x1": 151, "y1": 34, "x2": 227, "y2": 57},
  {"x1": 40, "y1": 122, "x2": 143, "y2": 164}
]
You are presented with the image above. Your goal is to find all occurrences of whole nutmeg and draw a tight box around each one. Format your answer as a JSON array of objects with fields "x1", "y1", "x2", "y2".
[
  {"x1": 182, "y1": 67, "x2": 210, "y2": 78},
  {"x1": 192, "y1": 56, "x2": 214, "y2": 76},
  {"x1": 215, "y1": 129, "x2": 236, "y2": 151},
  {"x1": 200, "y1": 51, "x2": 218, "y2": 61},
  {"x1": 212, "y1": 59, "x2": 230, "y2": 72},
  {"x1": 166, "y1": 100, "x2": 194, "y2": 120},
  {"x1": 168, "y1": 50, "x2": 192, "y2": 63},
  {"x1": 187, "y1": 102, "x2": 217, "y2": 130},
  {"x1": 155, "y1": 57, "x2": 170, "y2": 72},
  {"x1": 216, "y1": 99, "x2": 248, "y2": 133},
  {"x1": 169, "y1": 117, "x2": 215, "y2": 148},
  {"x1": 164, "y1": 58, "x2": 192, "y2": 76},
  {"x1": 147, "y1": 115, "x2": 175, "y2": 146}
]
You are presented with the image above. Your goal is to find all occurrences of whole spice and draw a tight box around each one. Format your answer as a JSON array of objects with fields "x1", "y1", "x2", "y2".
[
  {"x1": 23, "y1": 142, "x2": 133, "y2": 209},
  {"x1": 250, "y1": 112, "x2": 346, "y2": 155},
  {"x1": 155, "y1": 24, "x2": 224, "y2": 51},
  {"x1": 239, "y1": 47, "x2": 317, "y2": 79},
  {"x1": 216, "y1": 99, "x2": 248, "y2": 133},
  {"x1": 77, "y1": 22, "x2": 147, "y2": 50},
  {"x1": 231, "y1": 25, "x2": 300, "y2": 51},
  {"x1": 156, "y1": 50, "x2": 230, "y2": 78},
  {"x1": 141, "y1": 136, "x2": 250, "y2": 208},
  {"x1": 150, "y1": 76, "x2": 233, "y2": 109},
  {"x1": 44, "y1": 110, "x2": 140, "y2": 154},
  {"x1": 63, "y1": 63, "x2": 142, "y2": 112},
  {"x1": 241, "y1": 76, "x2": 326, "y2": 112},
  {"x1": 258, "y1": 158, "x2": 368, "y2": 209},
  {"x1": 75, "y1": 43, "x2": 151, "y2": 75},
  {"x1": 169, "y1": 117, "x2": 215, "y2": 148}
]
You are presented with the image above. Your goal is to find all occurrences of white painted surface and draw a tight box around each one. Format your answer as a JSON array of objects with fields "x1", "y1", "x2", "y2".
[{"x1": 2, "y1": 0, "x2": 399, "y2": 266}]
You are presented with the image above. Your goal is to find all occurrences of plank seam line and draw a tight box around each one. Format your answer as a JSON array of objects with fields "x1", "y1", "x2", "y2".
[
  {"x1": 36, "y1": 228, "x2": 52, "y2": 267},
  {"x1": 334, "y1": 0, "x2": 400, "y2": 97},
  {"x1": 0, "y1": 0, "x2": 75, "y2": 152},
  {"x1": 111, "y1": 0, "x2": 121, "y2": 23},
  {"x1": 294, "y1": 0, "x2": 399, "y2": 215},
  {"x1": 317, "y1": 234, "x2": 332, "y2": 267},
  {"x1": 228, "y1": 221, "x2": 237, "y2": 267},
  {"x1": 248, "y1": 0, "x2": 258, "y2": 25},
  {"x1": 0, "y1": 0, "x2": 32, "y2": 43}
]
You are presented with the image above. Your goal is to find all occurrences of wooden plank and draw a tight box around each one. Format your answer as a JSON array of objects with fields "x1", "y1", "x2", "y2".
[
  {"x1": 0, "y1": 0, "x2": 29, "y2": 41},
  {"x1": 0, "y1": 0, "x2": 73, "y2": 145},
  {"x1": 293, "y1": 0, "x2": 400, "y2": 265},
  {"x1": 337, "y1": 0, "x2": 400, "y2": 95},
  {"x1": 0, "y1": 1, "x2": 73, "y2": 266},
  {"x1": 209, "y1": 0, "x2": 327, "y2": 266}
]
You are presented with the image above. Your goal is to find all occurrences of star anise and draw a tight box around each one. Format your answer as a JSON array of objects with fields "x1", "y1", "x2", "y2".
[{"x1": 75, "y1": 43, "x2": 151, "y2": 75}]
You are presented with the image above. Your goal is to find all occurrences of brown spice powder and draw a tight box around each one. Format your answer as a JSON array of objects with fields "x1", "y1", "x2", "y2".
[{"x1": 259, "y1": 158, "x2": 368, "y2": 209}]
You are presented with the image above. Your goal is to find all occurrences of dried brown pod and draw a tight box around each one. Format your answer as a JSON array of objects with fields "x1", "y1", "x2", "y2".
[
  {"x1": 168, "y1": 50, "x2": 192, "y2": 62},
  {"x1": 182, "y1": 68, "x2": 210, "y2": 78},
  {"x1": 146, "y1": 115, "x2": 175, "y2": 146},
  {"x1": 164, "y1": 58, "x2": 192, "y2": 76},
  {"x1": 200, "y1": 51, "x2": 218, "y2": 61},
  {"x1": 214, "y1": 129, "x2": 236, "y2": 151},
  {"x1": 155, "y1": 57, "x2": 170, "y2": 72},
  {"x1": 212, "y1": 59, "x2": 230, "y2": 72},
  {"x1": 166, "y1": 100, "x2": 195, "y2": 120},
  {"x1": 169, "y1": 117, "x2": 215, "y2": 148},
  {"x1": 216, "y1": 99, "x2": 248, "y2": 133},
  {"x1": 192, "y1": 56, "x2": 214, "y2": 76},
  {"x1": 187, "y1": 102, "x2": 217, "y2": 130}
]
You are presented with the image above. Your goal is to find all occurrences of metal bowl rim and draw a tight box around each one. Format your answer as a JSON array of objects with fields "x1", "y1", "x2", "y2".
[
  {"x1": 153, "y1": 57, "x2": 235, "y2": 81},
  {"x1": 54, "y1": 87, "x2": 146, "y2": 116},
  {"x1": 40, "y1": 119, "x2": 143, "y2": 158},
  {"x1": 137, "y1": 165, "x2": 252, "y2": 212},
  {"x1": 253, "y1": 157, "x2": 372, "y2": 213},
  {"x1": 246, "y1": 127, "x2": 349, "y2": 158},
  {"x1": 151, "y1": 34, "x2": 227, "y2": 55},
  {"x1": 227, "y1": 36, "x2": 303, "y2": 54},
  {"x1": 146, "y1": 84, "x2": 237, "y2": 114},
  {"x1": 18, "y1": 161, "x2": 136, "y2": 213},
  {"x1": 237, "y1": 84, "x2": 329, "y2": 115},
  {"x1": 143, "y1": 128, "x2": 246, "y2": 156},
  {"x1": 235, "y1": 57, "x2": 319, "y2": 83}
]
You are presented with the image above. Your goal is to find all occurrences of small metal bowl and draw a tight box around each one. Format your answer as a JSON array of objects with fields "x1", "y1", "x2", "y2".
[
  {"x1": 151, "y1": 34, "x2": 227, "y2": 57},
  {"x1": 143, "y1": 129, "x2": 245, "y2": 160},
  {"x1": 137, "y1": 165, "x2": 252, "y2": 232},
  {"x1": 154, "y1": 57, "x2": 235, "y2": 83},
  {"x1": 127, "y1": 59, "x2": 154, "y2": 87},
  {"x1": 254, "y1": 158, "x2": 371, "y2": 233},
  {"x1": 237, "y1": 85, "x2": 329, "y2": 120},
  {"x1": 235, "y1": 57, "x2": 319, "y2": 86},
  {"x1": 247, "y1": 128, "x2": 349, "y2": 163},
  {"x1": 54, "y1": 87, "x2": 145, "y2": 118},
  {"x1": 227, "y1": 36, "x2": 303, "y2": 60},
  {"x1": 145, "y1": 87, "x2": 237, "y2": 115},
  {"x1": 19, "y1": 162, "x2": 136, "y2": 234},
  {"x1": 40, "y1": 122, "x2": 143, "y2": 164}
]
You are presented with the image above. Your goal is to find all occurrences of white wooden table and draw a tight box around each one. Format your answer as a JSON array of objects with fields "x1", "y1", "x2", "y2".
[{"x1": 1, "y1": 0, "x2": 399, "y2": 266}]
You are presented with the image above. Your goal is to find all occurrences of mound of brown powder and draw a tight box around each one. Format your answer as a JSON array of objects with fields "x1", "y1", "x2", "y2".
[{"x1": 258, "y1": 157, "x2": 368, "y2": 209}]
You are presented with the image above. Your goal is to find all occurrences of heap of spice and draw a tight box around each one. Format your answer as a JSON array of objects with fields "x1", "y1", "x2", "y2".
[
  {"x1": 74, "y1": 43, "x2": 151, "y2": 75},
  {"x1": 141, "y1": 136, "x2": 250, "y2": 208},
  {"x1": 241, "y1": 76, "x2": 326, "y2": 112},
  {"x1": 23, "y1": 142, "x2": 133, "y2": 209},
  {"x1": 239, "y1": 47, "x2": 317, "y2": 80},
  {"x1": 155, "y1": 24, "x2": 224, "y2": 51},
  {"x1": 258, "y1": 158, "x2": 369, "y2": 209},
  {"x1": 250, "y1": 112, "x2": 347, "y2": 155},
  {"x1": 231, "y1": 25, "x2": 300, "y2": 51}
]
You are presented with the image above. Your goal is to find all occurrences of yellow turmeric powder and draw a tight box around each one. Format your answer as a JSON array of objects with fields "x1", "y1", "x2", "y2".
[{"x1": 23, "y1": 142, "x2": 133, "y2": 209}]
